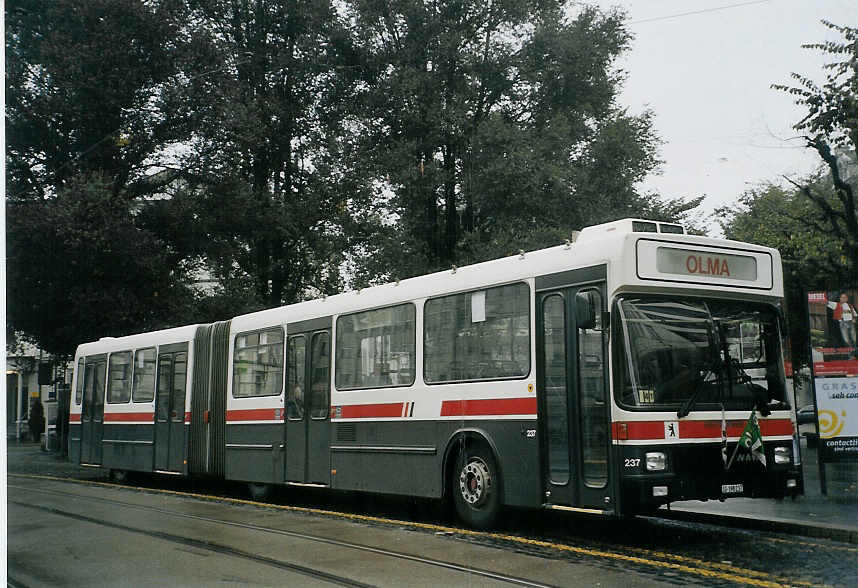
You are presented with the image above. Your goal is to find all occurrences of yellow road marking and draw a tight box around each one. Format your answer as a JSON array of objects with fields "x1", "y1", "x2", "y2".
[
  {"x1": 615, "y1": 544, "x2": 817, "y2": 586},
  {"x1": 761, "y1": 535, "x2": 858, "y2": 553},
  {"x1": 11, "y1": 474, "x2": 828, "y2": 588}
]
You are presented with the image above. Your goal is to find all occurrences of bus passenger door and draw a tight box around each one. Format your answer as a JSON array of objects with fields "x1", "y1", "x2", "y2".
[
  {"x1": 154, "y1": 350, "x2": 188, "y2": 473},
  {"x1": 306, "y1": 331, "x2": 331, "y2": 483},
  {"x1": 81, "y1": 357, "x2": 106, "y2": 465},
  {"x1": 285, "y1": 334, "x2": 307, "y2": 482},
  {"x1": 285, "y1": 328, "x2": 332, "y2": 485},
  {"x1": 538, "y1": 286, "x2": 612, "y2": 511}
]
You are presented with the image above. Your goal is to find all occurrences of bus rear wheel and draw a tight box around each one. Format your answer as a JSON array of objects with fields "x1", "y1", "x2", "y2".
[
  {"x1": 248, "y1": 483, "x2": 272, "y2": 501},
  {"x1": 452, "y1": 445, "x2": 501, "y2": 529},
  {"x1": 109, "y1": 469, "x2": 128, "y2": 483}
]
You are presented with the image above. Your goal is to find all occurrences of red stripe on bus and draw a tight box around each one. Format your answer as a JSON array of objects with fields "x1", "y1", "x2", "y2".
[
  {"x1": 104, "y1": 412, "x2": 154, "y2": 422},
  {"x1": 760, "y1": 418, "x2": 794, "y2": 436},
  {"x1": 440, "y1": 397, "x2": 537, "y2": 417},
  {"x1": 679, "y1": 418, "x2": 794, "y2": 438},
  {"x1": 337, "y1": 403, "x2": 405, "y2": 419},
  {"x1": 611, "y1": 421, "x2": 664, "y2": 440},
  {"x1": 613, "y1": 418, "x2": 794, "y2": 440},
  {"x1": 69, "y1": 414, "x2": 81, "y2": 423},
  {"x1": 226, "y1": 408, "x2": 280, "y2": 422}
]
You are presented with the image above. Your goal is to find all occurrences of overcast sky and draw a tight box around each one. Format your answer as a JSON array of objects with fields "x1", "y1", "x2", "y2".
[{"x1": 592, "y1": 0, "x2": 857, "y2": 233}]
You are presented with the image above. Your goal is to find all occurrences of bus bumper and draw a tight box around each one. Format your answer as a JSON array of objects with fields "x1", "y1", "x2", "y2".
[{"x1": 621, "y1": 467, "x2": 803, "y2": 513}]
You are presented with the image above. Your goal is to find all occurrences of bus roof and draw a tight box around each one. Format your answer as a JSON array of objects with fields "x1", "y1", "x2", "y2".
[{"x1": 74, "y1": 218, "x2": 782, "y2": 350}]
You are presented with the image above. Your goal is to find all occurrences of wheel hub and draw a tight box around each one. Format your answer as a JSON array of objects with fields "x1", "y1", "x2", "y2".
[{"x1": 459, "y1": 457, "x2": 491, "y2": 506}]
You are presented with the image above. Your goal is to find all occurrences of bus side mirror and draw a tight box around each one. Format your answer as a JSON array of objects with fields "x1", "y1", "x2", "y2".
[{"x1": 575, "y1": 291, "x2": 598, "y2": 330}]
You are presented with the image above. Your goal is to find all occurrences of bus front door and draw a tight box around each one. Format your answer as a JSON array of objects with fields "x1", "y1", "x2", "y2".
[
  {"x1": 538, "y1": 285, "x2": 613, "y2": 511},
  {"x1": 81, "y1": 357, "x2": 106, "y2": 465},
  {"x1": 286, "y1": 328, "x2": 331, "y2": 485}
]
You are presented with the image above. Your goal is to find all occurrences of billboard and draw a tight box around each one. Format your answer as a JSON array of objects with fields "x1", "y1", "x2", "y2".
[
  {"x1": 807, "y1": 290, "x2": 858, "y2": 376},
  {"x1": 808, "y1": 290, "x2": 858, "y2": 463},
  {"x1": 813, "y1": 377, "x2": 858, "y2": 462}
]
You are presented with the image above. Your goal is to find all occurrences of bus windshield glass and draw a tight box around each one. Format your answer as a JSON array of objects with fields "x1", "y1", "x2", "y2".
[{"x1": 616, "y1": 297, "x2": 789, "y2": 412}]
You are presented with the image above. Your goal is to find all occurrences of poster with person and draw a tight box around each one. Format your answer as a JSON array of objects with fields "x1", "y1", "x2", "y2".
[
  {"x1": 807, "y1": 290, "x2": 858, "y2": 376},
  {"x1": 807, "y1": 290, "x2": 858, "y2": 464}
]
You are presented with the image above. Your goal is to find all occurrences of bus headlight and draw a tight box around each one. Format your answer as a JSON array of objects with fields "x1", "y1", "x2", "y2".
[
  {"x1": 774, "y1": 446, "x2": 791, "y2": 465},
  {"x1": 646, "y1": 452, "x2": 667, "y2": 471}
]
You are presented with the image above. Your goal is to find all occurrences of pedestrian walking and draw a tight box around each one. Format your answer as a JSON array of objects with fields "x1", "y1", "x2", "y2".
[{"x1": 28, "y1": 399, "x2": 44, "y2": 444}]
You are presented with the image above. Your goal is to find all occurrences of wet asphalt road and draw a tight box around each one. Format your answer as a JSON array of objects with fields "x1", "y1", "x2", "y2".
[{"x1": 7, "y1": 444, "x2": 858, "y2": 587}]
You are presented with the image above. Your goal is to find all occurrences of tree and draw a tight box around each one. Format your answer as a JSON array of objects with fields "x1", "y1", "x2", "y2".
[
  {"x1": 6, "y1": 0, "x2": 185, "y2": 198},
  {"x1": 718, "y1": 175, "x2": 849, "y2": 366},
  {"x1": 6, "y1": 175, "x2": 196, "y2": 356},
  {"x1": 5, "y1": 0, "x2": 197, "y2": 355},
  {"x1": 345, "y1": 1, "x2": 695, "y2": 283},
  {"x1": 773, "y1": 21, "x2": 858, "y2": 278},
  {"x1": 170, "y1": 0, "x2": 367, "y2": 307}
]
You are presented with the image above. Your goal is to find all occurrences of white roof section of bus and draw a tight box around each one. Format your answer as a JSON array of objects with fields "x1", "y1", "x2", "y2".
[
  {"x1": 75, "y1": 324, "x2": 201, "y2": 359},
  {"x1": 232, "y1": 218, "x2": 783, "y2": 333},
  {"x1": 231, "y1": 238, "x2": 618, "y2": 333},
  {"x1": 72, "y1": 218, "x2": 784, "y2": 345}
]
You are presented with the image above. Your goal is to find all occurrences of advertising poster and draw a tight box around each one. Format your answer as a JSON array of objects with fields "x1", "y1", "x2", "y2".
[
  {"x1": 807, "y1": 290, "x2": 858, "y2": 463},
  {"x1": 807, "y1": 290, "x2": 858, "y2": 376},
  {"x1": 813, "y1": 377, "x2": 858, "y2": 462}
]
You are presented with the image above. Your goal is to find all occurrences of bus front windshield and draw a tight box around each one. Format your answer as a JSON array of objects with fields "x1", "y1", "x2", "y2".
[{"x1": 616, "y1": 297, "x2": 789, "y2": 413}]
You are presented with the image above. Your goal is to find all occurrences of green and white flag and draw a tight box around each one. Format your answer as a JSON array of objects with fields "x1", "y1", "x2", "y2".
[
  {"x1": 726, "y1": 410, "x2": 766, "y2": 469},
  {"x1": 736, "y1": 410, "x2": 766, "y2": 467}
]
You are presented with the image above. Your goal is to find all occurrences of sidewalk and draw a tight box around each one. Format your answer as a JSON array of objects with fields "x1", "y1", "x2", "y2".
[
  {"x1": 6, "y1": 439, "x2": 103, "y2": 479},
  {"x1": 666, "y1": 438, "x2": 858, "y2": 543}
]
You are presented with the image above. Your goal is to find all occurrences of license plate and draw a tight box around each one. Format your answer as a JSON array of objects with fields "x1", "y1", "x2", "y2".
[{"x1": 721, "y1": 483, "x2": 744, "y2": 494}]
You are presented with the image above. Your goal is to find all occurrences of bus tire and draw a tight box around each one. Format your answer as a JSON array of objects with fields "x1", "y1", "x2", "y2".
[
  {"x1": 109, "y1": 469, "x2": 128, "y2": 483},
  {"x1": 452, "y1": 444, "x2": 501, "y2": 529},
  {"x1": 248, "y1": 483, "x2": 272, "y2": 501}
]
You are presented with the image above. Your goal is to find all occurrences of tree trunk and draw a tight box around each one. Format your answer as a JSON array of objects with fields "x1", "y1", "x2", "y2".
[{"x1": 443, "y1": 142, "x2": 458, "y2": 265}]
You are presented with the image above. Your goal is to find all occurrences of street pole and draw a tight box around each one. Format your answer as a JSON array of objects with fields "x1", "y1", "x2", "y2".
[{"x1": 16, "y1": 370, "x2": 24, "y2": 441}]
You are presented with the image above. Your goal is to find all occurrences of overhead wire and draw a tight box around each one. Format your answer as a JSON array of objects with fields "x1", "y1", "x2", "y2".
[{"x1": 630, "y1": 0, "x2": 771, "y2": 25}]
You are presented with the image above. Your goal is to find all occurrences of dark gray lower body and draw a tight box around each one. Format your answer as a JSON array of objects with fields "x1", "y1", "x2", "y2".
[{"x1": 71, "y1": 418, "x2": 542, "y2": 508}]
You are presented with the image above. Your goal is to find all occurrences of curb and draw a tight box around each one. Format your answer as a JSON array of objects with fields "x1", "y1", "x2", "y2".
[{"x1": 657, "y1": 509, "x2": 858, "y2": 545}]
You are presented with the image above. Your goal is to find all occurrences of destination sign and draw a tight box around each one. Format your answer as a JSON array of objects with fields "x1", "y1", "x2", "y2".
[
  {"x1": 656, "y1": 247, "x2": 757, "y2": 281},
  {"x1": 636, "y1": 240, "x2": 773, "y2": 289}
]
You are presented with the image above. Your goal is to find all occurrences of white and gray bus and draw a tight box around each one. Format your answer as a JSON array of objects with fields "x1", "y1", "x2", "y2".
[{"x1": 70, "y1": 218, "x2": 801, "y2": 528}]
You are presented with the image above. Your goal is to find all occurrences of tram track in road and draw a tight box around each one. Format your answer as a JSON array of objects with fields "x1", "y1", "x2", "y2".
[
  {"x1": 9, "y1": 482, "x2": 559, "y2": 588},
  {"x1": 12, "y1": 474, "x2": 837, "y2": 587},
  {"x1": 9, "y1": 499, "x2": 374, "y2": 588},
  {"x1": 7, "y1": 575, "x2": 30, "y2": 588}
]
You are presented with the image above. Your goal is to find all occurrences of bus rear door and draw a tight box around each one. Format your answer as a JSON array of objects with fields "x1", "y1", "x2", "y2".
[
  {"x1": 81, "y1": 355, "x2": 106, "y2": 465},
  {"x1": 154, "y1": 345, "x2": 188, "y2": 473},
  {"x1": 285, "y1": 318, "x2": 332, "y2": 485}
]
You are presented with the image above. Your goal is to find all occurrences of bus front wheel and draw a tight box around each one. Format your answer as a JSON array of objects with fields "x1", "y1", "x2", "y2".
[{"x1": 452, "y1": 445, "x2": 501, "y2": 529}]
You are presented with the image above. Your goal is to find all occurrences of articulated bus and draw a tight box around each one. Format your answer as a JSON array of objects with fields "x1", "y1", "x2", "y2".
[{"x1": 69, "y1": 218, "x2": 801, "y2": 528}]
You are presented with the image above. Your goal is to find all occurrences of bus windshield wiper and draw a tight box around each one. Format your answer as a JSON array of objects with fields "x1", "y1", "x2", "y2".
[
  {"x1": 727, "y1": 357, "x2": 773, "y2": 416},
  {"x1": 676, "y1": 368, "x2": 709, "y2": 418},
  {"x1": 677, "y1": 311, "x2": 720, "y2": 419}
]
